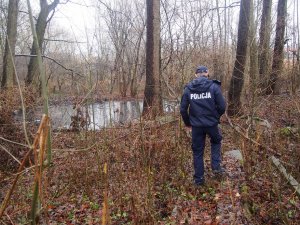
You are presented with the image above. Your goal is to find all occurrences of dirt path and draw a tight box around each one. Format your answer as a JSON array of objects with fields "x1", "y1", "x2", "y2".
[{"x1": 167, "y1": 150, "x2": 249, "y2": 224}]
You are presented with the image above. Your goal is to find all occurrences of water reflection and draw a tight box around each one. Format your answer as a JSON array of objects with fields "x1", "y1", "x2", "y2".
[
  {"x1": 87, "y1": 100, "x2": 143, "y2": 129},
  {"x1": 15, "y1": 100, "x2": 178, "y2": 130},
  {"x1": 49, "y1": 100, "x2": 144, "y2": 130}
]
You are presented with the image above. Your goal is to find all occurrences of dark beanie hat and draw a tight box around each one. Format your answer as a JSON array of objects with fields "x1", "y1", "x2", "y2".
[{"x1": 195, "y1": 65, "x2": 208, "y2": 74}]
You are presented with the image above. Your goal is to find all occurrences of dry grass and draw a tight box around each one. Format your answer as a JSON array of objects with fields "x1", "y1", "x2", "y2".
[{"x1": 1, "y1": 92, "x2": 300, "y2": 224}]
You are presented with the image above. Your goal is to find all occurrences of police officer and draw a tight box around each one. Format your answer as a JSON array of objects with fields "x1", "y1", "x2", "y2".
[{"x1": 180, "y1": 65, "x2": 226, "y2": 186}]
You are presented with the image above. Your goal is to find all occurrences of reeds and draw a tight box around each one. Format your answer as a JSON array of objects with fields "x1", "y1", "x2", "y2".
[{"x1": 0, "y1": 115, "x2": 49, "y2": 222}]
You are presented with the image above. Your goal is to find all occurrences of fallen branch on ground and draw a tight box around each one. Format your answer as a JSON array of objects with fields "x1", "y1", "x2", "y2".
[
  {"x1": 225, "y1": 113, "x2": 300, "y2": 196},
  {"x1": 270, "y1": 156, "x2": 300, "y2": 196},
  {"x1": 225, "y1": 113, "x2": 279, "y2": 155}
]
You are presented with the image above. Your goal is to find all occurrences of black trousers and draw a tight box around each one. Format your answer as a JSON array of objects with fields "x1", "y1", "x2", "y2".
[{"x1": 191, "y1": 125, "x2": 222, "y2": 184}]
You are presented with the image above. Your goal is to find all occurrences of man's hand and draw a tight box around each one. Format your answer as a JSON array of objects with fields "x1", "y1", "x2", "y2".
[
  {"x1": 185, "y1": 126, "x2": 192, "y2": 137},
  {"x1": 185, "y1": 126, "x2": 192, "y2": 132},
  {"x1": 220, "y1": 115, "x2": 227, "y2": 123}
]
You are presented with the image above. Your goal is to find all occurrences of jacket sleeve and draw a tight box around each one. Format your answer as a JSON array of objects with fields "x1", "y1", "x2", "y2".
[
  {"x1": 180, "y1": 88, "x2": 191, "y2": 126},
  {"x1": 214, "y1": 85, "x2": 226, "y2": 116}
]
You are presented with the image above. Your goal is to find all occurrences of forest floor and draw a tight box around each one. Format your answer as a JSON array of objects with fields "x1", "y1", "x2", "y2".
[
  {"x1": 1, "y1": 93, "x2": 300, "y2": 224},
  {"x1": 0, "y1": 122, "x2": 248, "y2": 225}
]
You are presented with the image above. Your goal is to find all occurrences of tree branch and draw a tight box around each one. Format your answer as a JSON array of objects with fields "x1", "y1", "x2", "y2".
[
  {"x1": 15, "y1": 54, "x2": 84, "y2": 77},
  {"x1": 190, "y1": 1, "x2": 240, "y2": 13},
  {"x1": 271, "y1": 156, "x2": 300, "y2": 196},
  {"x1": 44, "y1": 38, "x2": 86, "y2": 44},
  {"x1": 0, "y1": 144, "x2": 21, "y2": 165}
]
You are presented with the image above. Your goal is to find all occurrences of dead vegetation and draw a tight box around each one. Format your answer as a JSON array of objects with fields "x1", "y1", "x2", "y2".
[{"x1": 0, "y1": 93, "x2": 300, "y2": 224}]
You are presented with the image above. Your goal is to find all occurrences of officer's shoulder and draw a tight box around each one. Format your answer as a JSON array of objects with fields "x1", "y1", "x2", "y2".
[{"x1": 212, "y1": 79, "x2": 221, "y2": 86}]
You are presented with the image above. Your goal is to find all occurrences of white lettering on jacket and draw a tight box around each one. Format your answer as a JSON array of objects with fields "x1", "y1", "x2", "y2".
[{"x1": 190, "y1": 92, "x2": 212, "y2": 100}]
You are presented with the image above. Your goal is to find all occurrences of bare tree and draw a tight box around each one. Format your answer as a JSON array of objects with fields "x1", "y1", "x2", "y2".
[
  {"x1": 267, "y1": 0, "x2": 287, "y2": 94},
  {"x1": 259, "y1": 0, "x2": 272, "y2": 93},
  {"x1": 227, "y1": 0, "x2": 251, "y2": 116},
  {"x1": 129, "y1": 23, "x2": 145, "y2": 97},
  {"x1": 129, "y1": 1, "x2": 146, "y2": 97},
  {"x1": 248, "y1": 0, "x2": 259, "y2": 120},
  {"x1": 99, "y1": 0, "x2": 145, "y2": 97},
  {"x1": 26, "y1": 0, "x2": 60, "y2": 85},
  {"x1": 1, "y1": 0, "x2": 19, "y2": 88},
  {"x1": 294, "y1": 0, "x2": 300, "y2": 93},
  {"x1": 0, "y1": 1, "x2": 6, "y2": 54},
  {"x1": 213, "y1": 0, "x2": 225, "y2": 85},
  {"x1": 142, "y1": 0, "x2": 162, "y2": 118}
]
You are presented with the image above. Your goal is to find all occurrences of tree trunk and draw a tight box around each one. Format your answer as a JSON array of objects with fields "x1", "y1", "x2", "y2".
[
  {"x1": 130, "y1": 63, "x2": 138, "y2": 97},
  {"x1": 259, "y1": 0, "x2": 272, "y2": 93},
  {"x1": 120, "y1": 68, "x2": 127, "y2": 97},
  {"x1": 1, "y1": 0, "x2": 19, "y2": 88},
  {"x1": 267, "y1": 0, "x2": 287, "y2": 94},
  {"x1": 296, "y1": 0, "x2": 300, "y2": 92},
  {"x1": 227, "y1": 0, "x2": 251, "y2": 116},
  {"x1": 249, "y1": 0, "x2": 259, "y2": 95},
  {"x1": 142, "y1": 0, "x2": 163, "y2": 118},
  {"x1": 213, "y1": 0, "x2": 225, "y2": 86},
  {"x1": 130, "y1": 25, "x2": 144, "y2": 98},
  {"x1": 26, "y1": 0, "x2": 60, "y2": 85}
]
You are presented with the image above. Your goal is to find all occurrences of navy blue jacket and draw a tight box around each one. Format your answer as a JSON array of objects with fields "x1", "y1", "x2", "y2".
[{"x1": 180, "y1": 76, "x2": 226, "y2": 127}]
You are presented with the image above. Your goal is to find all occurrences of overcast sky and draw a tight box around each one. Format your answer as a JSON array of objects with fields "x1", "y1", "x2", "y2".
[
  {"x1": 27, "y1": 0, "x2": 300, "y2": 53},
  {"x1": 53, "y1": 0, "x2": 96, "y2": 39}
]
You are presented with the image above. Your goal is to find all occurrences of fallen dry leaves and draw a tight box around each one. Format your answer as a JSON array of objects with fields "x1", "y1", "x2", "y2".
[{"x1": 1, "y1": 94, "x2": 300, "y2": 224}]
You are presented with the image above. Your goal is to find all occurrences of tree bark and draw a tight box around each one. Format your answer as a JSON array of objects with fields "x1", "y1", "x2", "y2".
[
  {"x1": 259, "y1": 0, "x2": 272, "y2": 93},
  {"x1": 142, "y1": 0, "x2": 163, "y2": 118},
  {"x1": 1, "y1": 0, "x2": 19, "y2": 88},
  {"x1": 227, "y1": 0, "x2": 251, "y2": 116},
  {"x1": 26, "y1": 0, "x2": 60, "y2": 85},
  {"x1": 296, "y1": 0, "x2": 300, "y2": 92},
  {"x1": 267, "y1": 0, "x2": 287, "y2": 94},
  {"x1": 249, "y1": 0, "x2": 259, "y2": 96}
]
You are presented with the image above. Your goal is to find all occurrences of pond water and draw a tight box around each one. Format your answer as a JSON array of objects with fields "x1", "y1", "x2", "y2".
[
  {"x1": 51, "y1": 100, "x2": 144, "y2": 130},
  {"x1": 15, "y1": 100, "x2": 178, "y2": 130}
]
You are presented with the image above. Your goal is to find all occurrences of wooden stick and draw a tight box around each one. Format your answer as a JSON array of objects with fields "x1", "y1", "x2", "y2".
[{"x1": 270, "y1": 156, "x2": 300, "y2": 196}]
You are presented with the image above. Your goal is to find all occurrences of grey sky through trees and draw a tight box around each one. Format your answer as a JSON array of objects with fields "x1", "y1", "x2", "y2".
[
  {"x1": 53, "y1": 0, "x2": 96, "y2": 39},
  {"x1": 49, "y1": 2, "x2": 293, "y2": 38},
  {"x1": 27, "y1": 0, "x2": 300, "y2": 62}
]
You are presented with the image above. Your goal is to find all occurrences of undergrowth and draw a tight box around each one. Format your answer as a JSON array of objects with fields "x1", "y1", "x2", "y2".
[
  {"x1": 235, "y1": 94, "x2": 300, "y2": 224},
  {"x1": 0, "y1": 87, "x2": 37, "y2": 170},
  {"x1": 1, "y1": 93, "x2": 300, "y2": 224}
]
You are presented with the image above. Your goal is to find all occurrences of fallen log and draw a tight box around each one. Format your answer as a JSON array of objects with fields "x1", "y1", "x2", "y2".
[
  {"x1": 225, "y1": 113, "x2": 300, "y2": 196},
  {"x1": 270, "y1": 156, "x2": 300, "y2": 196}
]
